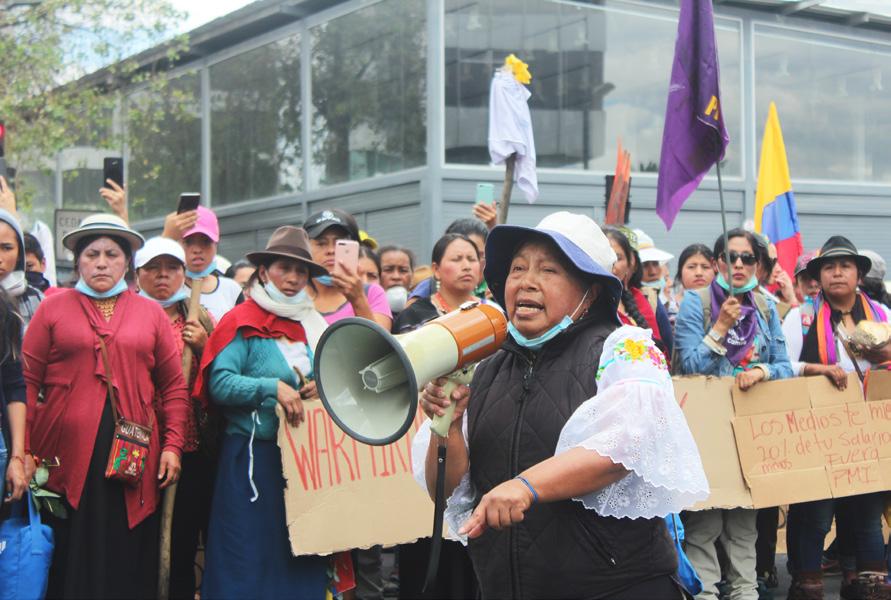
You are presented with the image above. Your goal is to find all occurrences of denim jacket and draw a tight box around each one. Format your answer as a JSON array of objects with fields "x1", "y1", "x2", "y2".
[{"x1": 674, "y1": 289, "x2": 793, "y2": 380}]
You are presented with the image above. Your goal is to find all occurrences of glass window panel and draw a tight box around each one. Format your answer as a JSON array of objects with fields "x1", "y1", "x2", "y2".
[
  {"x1": 310, "y1": 0, "x2": 427, "y2": 187},
  {"x1": 126, "y1": 72, "x2": 202, "y2": 220},
  {"x1": 444, "y1": 0, "x2": 742, "y2": 175},
  {"x1": 62, "y1": 168, "x2": 104, "y2": 210},
  {"x1": 755, "y1": 28, "x2": 891, "y2": 182},
  {"x1": 16, "y1": 170, "x2": 55, "y2": 228},
  {"x1": 210, "y1": 34, "x2": 302, "y2": 205}
]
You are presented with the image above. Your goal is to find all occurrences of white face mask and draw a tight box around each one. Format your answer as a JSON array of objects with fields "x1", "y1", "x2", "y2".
[
  {"x1": 1, "y1": 271, "x2": 27, "y2": 298},
  {"x1": 264, "y1": 279, "x2": 307, "y2": 305},
  {"x1": 386, "y1": 286, "x2": 408, "y2": 312}
]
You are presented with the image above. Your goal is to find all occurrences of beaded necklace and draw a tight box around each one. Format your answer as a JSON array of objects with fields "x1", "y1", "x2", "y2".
[{"x1": 92, "y1": 297, "x2": 118, "y2": 321}]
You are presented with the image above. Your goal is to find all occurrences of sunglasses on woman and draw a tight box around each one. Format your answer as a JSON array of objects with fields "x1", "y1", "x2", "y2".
[{"x1": 720, "y1": 251, "x2": 758, "y2": 266}]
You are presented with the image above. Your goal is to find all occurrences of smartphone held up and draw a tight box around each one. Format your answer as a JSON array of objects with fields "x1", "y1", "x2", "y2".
[
  {"x1": 334, "y1": 239, "x2": 360, "y2": 278},
  {"x1": 103, "y1": 157, "x2": 124, "y2": 189},
  {"x1": 177, "y1": 193, "x2": 201, "y2": 214}
]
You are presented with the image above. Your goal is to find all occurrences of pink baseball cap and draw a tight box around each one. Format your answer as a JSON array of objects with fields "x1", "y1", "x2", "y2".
[{"x1": 183, "y1": 206, "x2": 220, "y2": 243}]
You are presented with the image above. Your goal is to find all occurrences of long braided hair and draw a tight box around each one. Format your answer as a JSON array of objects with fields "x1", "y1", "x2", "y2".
[{"x1": 603, "y1": 227, "x2": 649, "y2": 328}]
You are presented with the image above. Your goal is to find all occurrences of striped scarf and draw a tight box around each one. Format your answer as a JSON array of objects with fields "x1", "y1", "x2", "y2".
[{"x1": 815, "y1": 292, "x2": 887, "y2": 365}]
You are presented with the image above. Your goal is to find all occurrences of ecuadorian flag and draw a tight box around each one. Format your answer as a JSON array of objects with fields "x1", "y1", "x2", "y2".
[{"x1": 754, "y1": 102, "x2": 802, "y2": 277}]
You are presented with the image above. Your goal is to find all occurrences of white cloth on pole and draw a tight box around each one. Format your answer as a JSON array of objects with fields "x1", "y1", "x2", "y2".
[
  {"x1": 30, "y1": 220, "x2": 57, "y2": 286},
  {"x1": 488, "y1": 70, "x2": 539, "y2": 203}
]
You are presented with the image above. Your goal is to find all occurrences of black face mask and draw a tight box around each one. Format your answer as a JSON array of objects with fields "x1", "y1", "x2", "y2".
[{"x1": 25, "y1": 270, "x2": 49, "y2": 291}]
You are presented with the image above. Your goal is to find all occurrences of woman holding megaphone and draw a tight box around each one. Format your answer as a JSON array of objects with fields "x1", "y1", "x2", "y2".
[{"x1": 415, "y1": 212, "x2": 709, "y2": 599}]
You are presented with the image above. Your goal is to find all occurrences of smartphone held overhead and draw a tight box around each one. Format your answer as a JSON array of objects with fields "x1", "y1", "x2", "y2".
[
  {"x1": 334, "y1": 239, "x2": 359, "y2": 277},
  {"x1": 475, "y1": 182, "x2": 494, "y2": 205},
  {"x1": 177, "y1": 193, "x2": 201, "y2": 214},
  {"x1": 103, "y1": 157, "x2": 124, "y2": 189}
]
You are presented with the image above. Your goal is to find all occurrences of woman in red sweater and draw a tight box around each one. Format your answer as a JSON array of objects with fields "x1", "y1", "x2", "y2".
[{"x1": 23, "y1": 214, "x2": 190, "y2": 599}]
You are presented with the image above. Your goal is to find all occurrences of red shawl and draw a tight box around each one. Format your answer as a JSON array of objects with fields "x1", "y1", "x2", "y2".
[
  {"x1": 630, "y1": 287, "x2": 663, "y2": 341},
  {"x1": 193, "y1": 299, "x2": 307, "y2": 407}
]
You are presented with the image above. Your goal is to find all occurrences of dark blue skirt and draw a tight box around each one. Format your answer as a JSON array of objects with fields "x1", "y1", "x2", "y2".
[{"x1": 202, "y1": 433, "x2": 328, "y2": 600}]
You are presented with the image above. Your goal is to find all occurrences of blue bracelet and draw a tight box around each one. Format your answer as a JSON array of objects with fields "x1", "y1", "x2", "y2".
[{"x1": 514, "y1": 475, "x2": 539, "y2": 504}]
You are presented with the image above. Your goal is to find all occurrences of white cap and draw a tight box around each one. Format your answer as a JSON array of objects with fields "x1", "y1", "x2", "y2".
[
  {"x1": 216, "y1": 254, "x2": 232, "y2": 274},
  {"x1": 135, "y1": 236, "x2": 186, "y2": 269},
  {"x1": 633, "y1": 229, "x2": 674, "y2": 264}
]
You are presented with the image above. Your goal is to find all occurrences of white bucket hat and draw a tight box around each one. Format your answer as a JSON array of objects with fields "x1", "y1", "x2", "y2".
[
  {"x1": 484, "y1": 211, "x2": 622, "y2": 316},
  {"x1": 634, "y1": 229, "x2": 673, "y2": 264}
]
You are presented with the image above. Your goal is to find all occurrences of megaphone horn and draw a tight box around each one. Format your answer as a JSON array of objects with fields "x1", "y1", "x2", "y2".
[{"x1": 314, "y1": 302, "x2": 508, "y2": 445}]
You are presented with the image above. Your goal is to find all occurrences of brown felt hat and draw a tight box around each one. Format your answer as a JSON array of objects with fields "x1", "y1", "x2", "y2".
[{"x1": 245, "y1": 226, "x2": 328, "y2": 278}]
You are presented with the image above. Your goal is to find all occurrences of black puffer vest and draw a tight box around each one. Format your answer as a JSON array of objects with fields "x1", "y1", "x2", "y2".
[{"x1": 467, "y1": 316, "x2": 677, "y2": 599}]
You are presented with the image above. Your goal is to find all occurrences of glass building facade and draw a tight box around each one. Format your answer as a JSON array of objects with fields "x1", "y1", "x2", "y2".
[{"x1": 32, "y1": 0, "x2": 891, "y2": 261}]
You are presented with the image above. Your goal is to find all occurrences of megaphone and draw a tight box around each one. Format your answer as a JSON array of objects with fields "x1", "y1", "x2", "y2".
[{"x1": 314, "y1": 302, "x2": 508, "y2": 445}]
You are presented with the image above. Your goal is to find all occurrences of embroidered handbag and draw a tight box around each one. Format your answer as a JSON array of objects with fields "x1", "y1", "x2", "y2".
[{"x1": 98, "y1": 337, "x2": 153, "y2": 487}]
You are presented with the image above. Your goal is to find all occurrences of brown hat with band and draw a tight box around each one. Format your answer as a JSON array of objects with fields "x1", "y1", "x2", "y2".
[{"x1": 246, "y1": 226, "x2": 328, "y2": 278}]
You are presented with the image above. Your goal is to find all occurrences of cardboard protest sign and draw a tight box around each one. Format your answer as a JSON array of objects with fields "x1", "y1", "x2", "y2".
[
  {"x1": 277, "y1": 400, "x2": 433, "y2": 556},
  {"x1": 277, "y1": 373, "x2": 891, "y2": 555},
  {"x1": 731, "y1": 371, "x2": 891, "y2": 508},
  {"x1": 675, "y1": 376, "x2": 753, "y2": 509}
]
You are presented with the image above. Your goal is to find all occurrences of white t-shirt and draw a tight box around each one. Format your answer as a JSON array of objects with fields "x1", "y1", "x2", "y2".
[{"x1": 199, "y1": 275, "x2": 243, "y2": 322}]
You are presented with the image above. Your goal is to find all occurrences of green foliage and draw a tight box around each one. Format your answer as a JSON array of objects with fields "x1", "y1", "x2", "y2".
[
  {"x1": 0, "y1": 0, "x2": 189, "y2": 213},
  {"x1": 29, "y1": 465, "x2": 67, "y2": 519},
  {"x1": 310, "y1": 0, "x2": 426, "y2": 186}
]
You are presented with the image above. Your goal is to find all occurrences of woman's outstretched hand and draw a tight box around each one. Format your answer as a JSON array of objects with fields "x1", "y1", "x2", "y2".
[{"x1": 460, "y1": 478, "x2": 535, "y2": 539}]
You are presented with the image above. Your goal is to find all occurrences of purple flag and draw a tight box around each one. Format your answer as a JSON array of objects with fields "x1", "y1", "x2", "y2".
[{"x1": 656, "y1": 0, "x2": 729, "y2": 230}]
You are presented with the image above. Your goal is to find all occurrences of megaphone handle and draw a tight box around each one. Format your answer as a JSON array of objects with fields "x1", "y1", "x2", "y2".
[
  {"x1": 423, "y1": 438, "x2": 448, "y2": 593},
  {"x1": 430, "y1": 379, "x2": 460, "y2": 438}
]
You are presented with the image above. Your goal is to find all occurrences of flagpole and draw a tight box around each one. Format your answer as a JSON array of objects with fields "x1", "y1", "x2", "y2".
[
  {"x1": 715, "y1": 159, "x2": 735, "y2": 298},
  {"x1": 497, "y1": 153, "x2": 516, "y2": 224}
]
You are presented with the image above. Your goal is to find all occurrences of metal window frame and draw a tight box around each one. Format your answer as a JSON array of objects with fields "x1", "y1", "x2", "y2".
[{"x1": 127, "y1": 0, "x2": 891, "y2": 234}]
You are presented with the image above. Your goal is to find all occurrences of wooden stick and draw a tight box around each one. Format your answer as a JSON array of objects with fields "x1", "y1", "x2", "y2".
[
  {"x1": 158, "y1": 278, "x2": 204, "y2": 600},
  {"x1": 497, "y1": 153, "x2": 517, "y2": 225}
]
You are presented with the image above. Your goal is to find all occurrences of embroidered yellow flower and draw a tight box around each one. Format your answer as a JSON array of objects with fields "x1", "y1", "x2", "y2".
[
  {"x1": 622, "y1": 338, "x2": 647, "y2": 361},
  {"x1": 504, "y1": 54, "x2": 532, "y2": 85}
]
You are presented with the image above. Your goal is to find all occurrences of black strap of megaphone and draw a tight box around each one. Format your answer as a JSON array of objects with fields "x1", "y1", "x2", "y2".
[{"x1": 423, "y1": 441, "x2": 448, "y2": 593}]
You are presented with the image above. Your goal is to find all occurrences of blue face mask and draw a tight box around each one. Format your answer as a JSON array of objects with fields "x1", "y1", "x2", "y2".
[
  {"x1": 265, "y1": 280, "x2": 307, "y2": 305},
  {"x1": 508, "y1": 291, "x2": 588, "y2": 351},
  {"x1": 76, "y1": 277, "x2": 129, "y2": 299},
  {"x1": 186, "y1": 259, "x2": 218, "y2": 280},
  {"x1": 315, "y1": 275, "x2": 334, "y2": 287},
  {"x1": 642, "y1": 278, "x2": 666, "y2": 290},
  {"x1": 139, "y1": 286, "x2": 189, "y2": 308},
  {"x1": 508, "y1": 316, "x2": 574, "y2": 352},
  {"x1": 716, "y1": 273, "x2": 759, "y2": 294}
]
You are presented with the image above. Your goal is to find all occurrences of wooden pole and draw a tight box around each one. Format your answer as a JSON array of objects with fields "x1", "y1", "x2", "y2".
[
  {"x1": 497, "y1": 153, "x2": 517, "y2": 225},
  {"x1": 158, "y1": 279, "x2": 204, "y2": 600}
]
